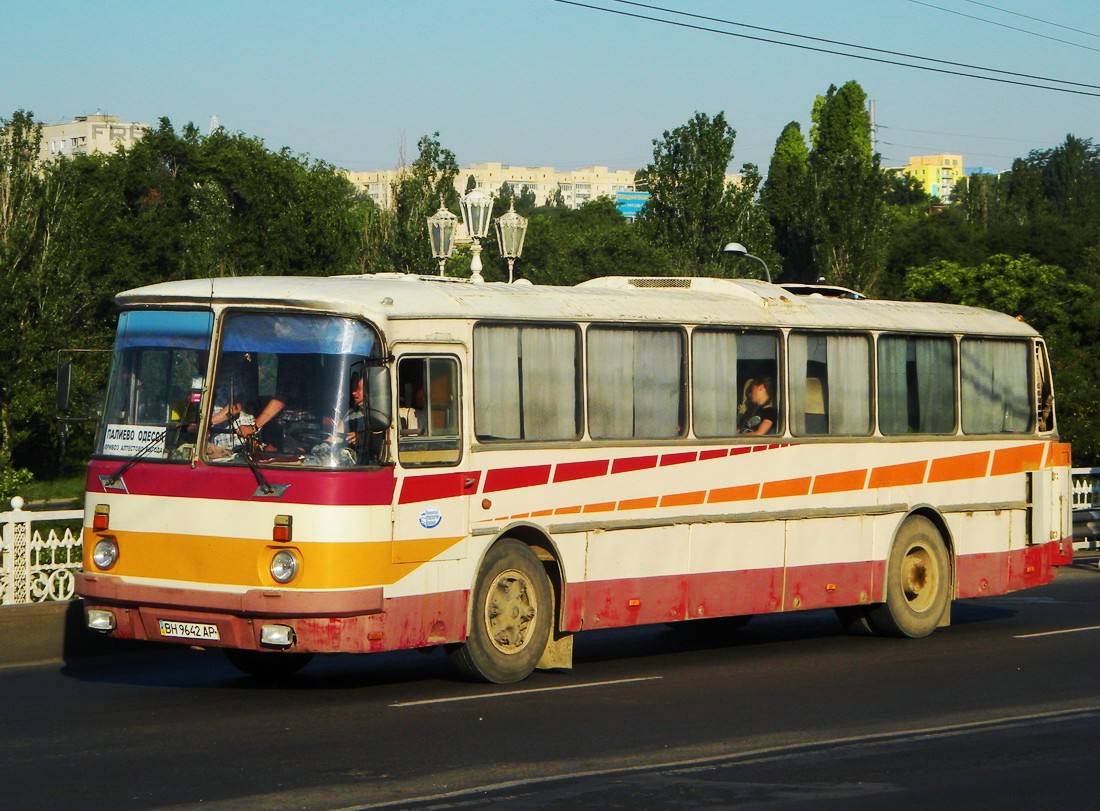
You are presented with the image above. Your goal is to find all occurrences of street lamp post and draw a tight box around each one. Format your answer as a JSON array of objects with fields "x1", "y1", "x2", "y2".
[
  {"x1": 721, "y1": 242, "x2": 772, "y2": 283},
  {"x1": 459, "y1": 188, "x2": 494, "y2": 284},
  {"x1": 494, "y1": 200, "x2": 528, "y2": 283},
  {"x1": 426, "y1": 199, "x2": 458, "y2": 276}
]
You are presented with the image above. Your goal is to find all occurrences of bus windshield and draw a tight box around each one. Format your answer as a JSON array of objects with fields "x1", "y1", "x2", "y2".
[
  {"x1": 96, "y1": 309, "x2": 214, "y2": 461},
  {"x1": 205, "y1": 312, "x2": 388, "y2": 467}
]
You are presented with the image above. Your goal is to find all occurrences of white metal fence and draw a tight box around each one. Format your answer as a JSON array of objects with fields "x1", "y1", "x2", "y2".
[
  {"x1": 0, "y1": 497, "x2": 83, "y2": 606},
  {"x1": 1072, "y1": 467, "x2": 1100, "y2": 550}
]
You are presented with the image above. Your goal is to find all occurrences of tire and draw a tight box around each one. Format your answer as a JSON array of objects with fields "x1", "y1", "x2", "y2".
[
  {"x1": 224, "y1": 648, "x2": 313, "y2": 679},
  {"x1": 449, "y1": 539, "x2": 553, "y2": 684},
  {"x1": 866, "y1": 515, "x2": 951, "y2": 638}
]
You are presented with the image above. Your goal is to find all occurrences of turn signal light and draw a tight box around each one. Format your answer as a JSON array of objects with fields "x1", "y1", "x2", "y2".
[
  {"x1": 273, "y1": 514, "x2": 292, "y2": 543},
  {"x1": 93, "y1": 504, "x2": 110, "y2": 531}
]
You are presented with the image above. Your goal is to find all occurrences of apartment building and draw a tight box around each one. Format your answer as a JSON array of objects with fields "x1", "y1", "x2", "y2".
[
  {"x1": 345, "y1": 163, "x2": 641, "y2": 210},
  {"x1": 39, "y1": 114, "x2": 148, "y2": 160},
  {"x1": 904, "y1": 154, "x2": 965, "y2": 201}
]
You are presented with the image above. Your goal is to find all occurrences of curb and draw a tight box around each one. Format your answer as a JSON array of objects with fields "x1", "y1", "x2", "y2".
[{"x1": 0, "y1": 600, "x2": 146, "y2": 668}]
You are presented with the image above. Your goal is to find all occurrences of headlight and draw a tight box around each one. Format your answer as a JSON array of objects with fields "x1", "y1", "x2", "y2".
[
  {"x1": 92, "y1": 538, "x2": 119, "y2": 570},
  {"x1": 270, "y1": 550, "x2": 299, "y2": 583}
]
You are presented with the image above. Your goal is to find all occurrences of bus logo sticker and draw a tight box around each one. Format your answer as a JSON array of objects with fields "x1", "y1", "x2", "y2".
[{"x1": 419, "y1": 507, "x2": 443, "y2": 529}]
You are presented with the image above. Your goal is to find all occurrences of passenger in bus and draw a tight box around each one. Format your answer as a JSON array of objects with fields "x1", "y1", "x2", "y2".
[
  {"x1": 399, "y1": 382, "x2": 426, "y2": 436},
  {"x1": 207, "y1": 398, "x2": 256, "y2": 457},
  {"x1": 338, "y1": 372, "x2": 367, "y2": 446},
  {"x1": 738, "y1": 377, "x2": 777, "y2": 436},
  {"x1": 238, "y1": 354, "x2": 310, "y2": 447}
]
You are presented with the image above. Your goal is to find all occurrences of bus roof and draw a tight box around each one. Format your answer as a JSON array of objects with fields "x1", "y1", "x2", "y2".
[{"x1": 115, "y1": 273, "x2": 1039, "y2": 338}]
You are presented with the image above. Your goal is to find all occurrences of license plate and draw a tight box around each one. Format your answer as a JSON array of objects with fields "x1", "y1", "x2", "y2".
[{"x1": 158, "y1": 619, "x2": 220, "y2": 641}]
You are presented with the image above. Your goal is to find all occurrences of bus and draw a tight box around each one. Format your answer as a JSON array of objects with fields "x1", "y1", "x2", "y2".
[{"x1": 75, "y1": 273, "x2": 1074, "y2": 682}]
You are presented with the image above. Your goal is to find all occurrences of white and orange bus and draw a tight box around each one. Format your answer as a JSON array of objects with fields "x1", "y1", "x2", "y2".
[{"x1": 76, "y1": 273, "x2": 1073, "y2": 682}]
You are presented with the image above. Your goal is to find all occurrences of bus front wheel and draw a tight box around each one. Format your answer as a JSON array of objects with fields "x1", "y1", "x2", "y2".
[
  {"x1": 867, "y1": 516, "x2": 951, "y2": 638},
  {"x1": 450, "y1": 539, "x2": 553, "y2": 684}
]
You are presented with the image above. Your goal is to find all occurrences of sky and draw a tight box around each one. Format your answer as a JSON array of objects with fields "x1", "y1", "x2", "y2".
[{"x1": 3, "y1": 0, "x2": 1099, "y2": 175}]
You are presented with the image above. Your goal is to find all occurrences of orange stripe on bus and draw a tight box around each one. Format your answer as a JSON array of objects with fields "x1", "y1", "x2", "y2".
[
  {"x1": 619, "y1": 496, "x2": 660, "y2": 511},
  {"x1": 708, "y1": 483, "x2": 760, "y2": 503},
  {"x1": 991, "y1": 444, "x2": 1045, "y2": 476},
  {"x1": 660, "y1": 491, "x2": 706, "y2": 508},
  {"x1": 869, "y1": 460, "x2": 927, "y2": 488},
  {"x1": 1048, "y1": 442, "x2": 1071, "y2": 468},
  {"x1": 928, "y1": 451, "x2": 990, "y2": 483},
  {"x1": 583, "y1": 501, "x2": 617, "y2": 513},
  {"x1": 530, "y1": 509, "x2": 553, "y2": 518},
  {"x1": 554, "y1": 505, "x2": 583, "y2": 515},
  {"x1": 761, "y1": 477, "x2": 812, "y2": 499},
  {"x1": 813, "y1": 469, "x2": 868, "y2": 494}
]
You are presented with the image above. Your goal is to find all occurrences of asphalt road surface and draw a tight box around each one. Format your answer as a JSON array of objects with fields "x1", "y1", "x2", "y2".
[{"x1": 3, "y1": 555, "x2": 1098, "y2": 810}]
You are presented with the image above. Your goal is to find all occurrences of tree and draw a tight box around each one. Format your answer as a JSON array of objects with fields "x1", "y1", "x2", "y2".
[
  {"x1": 760, "y1": 122, "x2": 815, "y2": 281},
  {"x1": 0, "y1": 110, "x2": 97, "y2": 471},
  {"x1": 806, "y1": 81, "x2": 890, "y2": 292},
  {"x1": 636, "y1": 111, "x2": 746, "y2": 272},
  {"x1": 387, "y1": 132, "x2": 460, "y2": 274}
]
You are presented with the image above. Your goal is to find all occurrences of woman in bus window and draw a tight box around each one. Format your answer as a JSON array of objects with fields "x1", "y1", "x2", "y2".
[{"x1": 738, "y1": 377, "x2": 777, "y2": 436}]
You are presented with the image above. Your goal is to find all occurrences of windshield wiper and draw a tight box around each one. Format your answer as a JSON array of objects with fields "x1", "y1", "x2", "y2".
[
  {"x1": 102, "y1": 429, "x2": 168, "y2": 488},
  {"x1": 238, "y1": 437, "x2": 277, "y2": 496}
]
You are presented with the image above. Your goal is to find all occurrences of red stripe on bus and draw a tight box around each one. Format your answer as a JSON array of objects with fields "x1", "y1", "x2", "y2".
[
  {"x1": 86, "y1": 459, "x2": 396, "y2": 506},
  {"x1": 927, "y1": 451, "x2": 990, "y2": 483},
  {"x1": 611, "y1": 455, "x2": 658, "y2": 474},
  {"x1": 699, "y1": 449, "x2": 729, "y2": 460},
  {"x1": 483, "y1": 464, "x2": 551, "y2": 493},
  {"x1": 553, "y1": 459, "x2": 610, "y2": 483},
  {"x1": 660, "y1": 451, "x2": 698, "y2": 466},
  {"x1": 729, "y1": 446, "x2": 752, "y2": 457},
  {"x1": 398, "y1": 470, "x2": 477, "y2": 505}
]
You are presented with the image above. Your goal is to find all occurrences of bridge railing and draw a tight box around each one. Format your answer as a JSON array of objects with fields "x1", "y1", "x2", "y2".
[
  {"x1": 0, "y1": 497, "x2": 84, "y2": 606},
  {"x1": 1072, "y1": 467, "x2": 1100, "y2": 550}
]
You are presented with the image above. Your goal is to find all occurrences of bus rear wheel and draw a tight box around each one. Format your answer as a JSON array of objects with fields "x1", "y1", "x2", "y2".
[
  {"x1": 449, "y1": 539, "x2": 553, "y2": 684},
  {"x1": 867, "y1": 515, "x2": 951, "y2": 638},
  {"x1": 224, "y1": 648, "x2": 313, "y2": 679}
]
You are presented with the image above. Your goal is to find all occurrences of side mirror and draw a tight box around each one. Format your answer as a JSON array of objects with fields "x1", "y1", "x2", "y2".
[
  {"x1": 56, "y1": 361, "x2": 72, "y2": 415},
  {"x1": 367, "y1": 364, "x2": 392, "y2": 431}
]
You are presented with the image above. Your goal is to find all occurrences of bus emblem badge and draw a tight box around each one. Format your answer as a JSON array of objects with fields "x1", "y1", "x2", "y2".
[{"x1": 419, "y1": 508, "x2": 443, "y2": 529}]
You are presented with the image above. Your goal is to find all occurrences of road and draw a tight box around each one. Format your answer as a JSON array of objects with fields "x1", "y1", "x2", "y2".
[{"x1": 3, "y1": 555, "x2": 1099, "y2": 810}]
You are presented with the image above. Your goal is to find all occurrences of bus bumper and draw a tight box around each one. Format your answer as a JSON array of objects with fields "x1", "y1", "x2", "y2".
[{"x1": 75, "y1": 572, "x2": 390, "y2": 654}]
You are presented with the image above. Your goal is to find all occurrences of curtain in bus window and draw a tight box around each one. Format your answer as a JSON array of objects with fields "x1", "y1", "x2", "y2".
[
  {"x1": 826, "y1": 335, "x2": 871, "y2": 434},
  {"x1": 473, "y1": 325, "x2": 578, "y2": 440},
  {"x1": 788, "y1": 335, "x2": 810, "y2": 435},
  {"x1": 521, "y1": 327, "x2": 577, "y2": 439},
  {"x1": 915, "y1": 339, "x2": 955, "y2": 433},
  {"x1": 961, "y1": 339, "x2": 1030, "y2": 433},
  {"x1": 589, "y1": 328, "x2": 682, "y2": 439},
  {"x1": 474, "y1": 326, "x2": 521, "y2": 439},
  {"x1": 692, "y1": 331, "x2": 738, "y2": 437},
  {"x1": 877, "y1": 337, "x2": 909, "y2": 434}
]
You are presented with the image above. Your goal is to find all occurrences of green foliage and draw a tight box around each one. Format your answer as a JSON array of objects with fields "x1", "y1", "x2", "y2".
[
  {"x1": 760, "y1": 122, "x2": 814, "y2": 281},
  {"x1": 385, "y1": 132, "x2": 460, "y2": 275},
  {"x1": 637, "y1": 111, "x2": 749, "y2": 271},
  {"x1": 0, "y1": 466, "x2": 33, "y2": 504}
]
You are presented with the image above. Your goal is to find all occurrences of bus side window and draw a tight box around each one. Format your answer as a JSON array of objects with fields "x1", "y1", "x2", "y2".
[{"x1": 397, "y1": 355, "x2": 461, "y2": 467}]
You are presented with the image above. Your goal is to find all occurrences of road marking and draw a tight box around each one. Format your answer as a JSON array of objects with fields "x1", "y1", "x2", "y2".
[
  {"x1": 389, "y1": 676, "x2": 662, "y2": 708},
  {"x1": 348, "y1": 705, "x2": 1100, "y2": 809},
  {"x1": 1015, "y1": 624, "x2": 1100, "y2": 639}
]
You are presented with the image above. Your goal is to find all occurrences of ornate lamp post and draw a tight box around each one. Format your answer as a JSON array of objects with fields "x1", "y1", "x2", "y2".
[
  {"x1": 459, "y1": 188, "x2": 494, "y2": 283},
  {"x1": 494, "y1": 200, "x2": 528, "y2": 283},
  {"x1": 722, "y1": 241, "x2": 772, "y2": 283},
  {"x1": 426, "y1": 199, "x2": 458, "y2": 276}
]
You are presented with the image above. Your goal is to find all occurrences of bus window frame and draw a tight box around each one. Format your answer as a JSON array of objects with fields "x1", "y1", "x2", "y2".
[{"x1": 396, "y1": 352, "x2": 464, "y2": 469}]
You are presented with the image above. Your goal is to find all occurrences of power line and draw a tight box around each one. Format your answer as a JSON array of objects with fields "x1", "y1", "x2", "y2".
[
  {"x1": 551, "y1": 0, "x2": 1100, "y2": 96},
  {"x1": 959, "y1": 0, "x2": 1100, "y2": 40},
  {"x1": 904, "y1": 0, "x2": 1100, "y2": 53},
  {"x1": 604, "y1": 0, "x2": 1100, "y2": 90}
]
